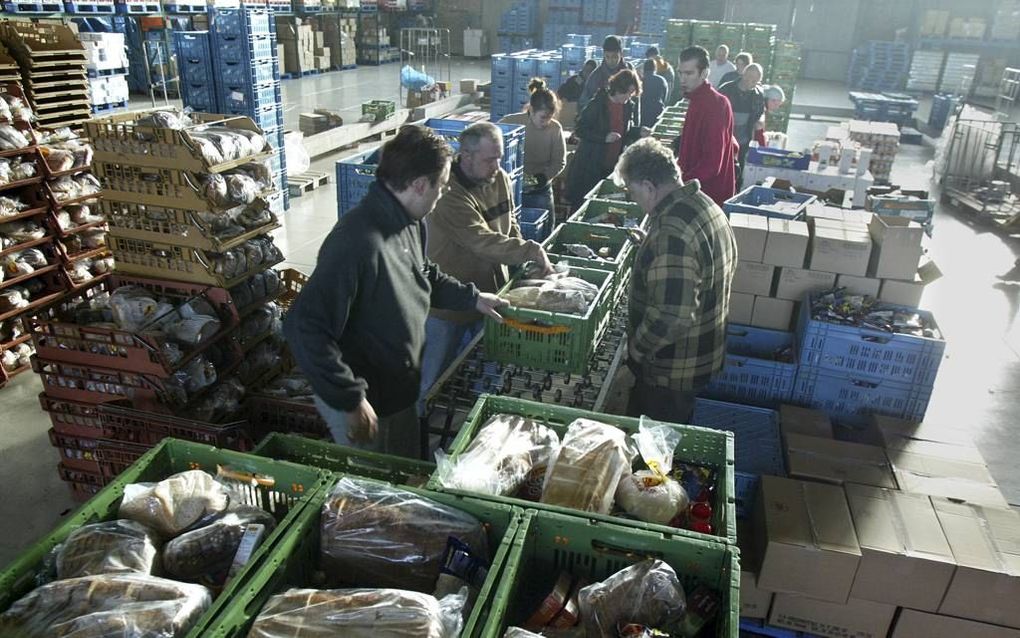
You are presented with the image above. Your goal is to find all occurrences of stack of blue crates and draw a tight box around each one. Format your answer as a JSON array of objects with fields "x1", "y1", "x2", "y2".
[
  {"x1": 637, "y1": 0, "x2": 672, "y2": 36},
  {"x1": 581, "y1": 0, "x2": 618, "y2": 24},
  {"x1": 492, "y1": 49, "x2": 566, "y2": 119},
  {"x1": 849, "y1": 91, "x2": 919, "y2": 126},
  {"x1": 928, "y1": 93, "x2": 960, "y2": 132},
  {"x1": 847, "y1": 41, "x2": 911, "y2": 92},
  {"x1": 173, "y1": 31, "x2": 218, "y2": 112},
  {"x1": 628, "y1": 40, "x2": 659, "y2": 58},
  {"x1": 498, "y1": 0, "x2": 538, "y2": 36}
]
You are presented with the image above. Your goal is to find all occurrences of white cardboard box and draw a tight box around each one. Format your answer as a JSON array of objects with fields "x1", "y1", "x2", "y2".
[
  {"x1": 729, "y1": 213, "x2": 769, "y2": 262},
  {"x1": 878, "y1": 260, "x2": 943, "y2": 307},
  {"x1": 775, "y1": 267, "x2": 837, "y2": 302},
  {"x1": 868, "y1": 215, "x2": 924, "y2": 279},
  {"x1": 810, "y1": 225, "x2": 873, "y2": 276},
  {"x1": 730, "y1": 292, "x2": 755, "y2": 324},
  {"x1": 764, "y1": 218, "x2": 809, "y2": 268},
  {"x1": 752, "y1": 296, "x2": 795, "y2": 330},
  {"x1": 733, "y1": 261, "x2": 776, "y2": 296},
  {"x1": 836, "y1": 274, "x2": 881, "y2": 297}
]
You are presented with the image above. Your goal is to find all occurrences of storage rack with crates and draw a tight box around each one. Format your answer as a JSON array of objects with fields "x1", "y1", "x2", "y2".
[
  {"x1": 742, "y1": 22, "x2": 777, "y2": 71},
  {"x1": 636, "y1": 0, "x2": 672, "y2": 36},
  {"x1": 906, "y1": 49, "x2": 945, "y2": 93}
]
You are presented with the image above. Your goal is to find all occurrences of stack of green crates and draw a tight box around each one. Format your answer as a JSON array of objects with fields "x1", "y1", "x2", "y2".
[
  {"x1": 743, "y1": 22, "x2": 777, "y2": 73},
  {"x1": 664, "y1": 18, "x2": 693, "y2": 61},
  {"x1": 361, "y1": 99, "x2": 396, "y2": 120},
  {"x1": 767, "y1": 40, "x2": 801, "y2": 133},
  {"x1": 718, "y1": 22, "x2": 745, "y2": 56},
  {"x1": 691, "y1": 20, "x2": 722, "y2": 51}
]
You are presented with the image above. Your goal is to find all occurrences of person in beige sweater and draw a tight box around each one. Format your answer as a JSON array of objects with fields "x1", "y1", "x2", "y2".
[
  {"x1": 500, "y1": 78, "x2": 567, "y2": 218},
  {"x1": 418, "y1": 122, "x2": 554, "y2": 403}
]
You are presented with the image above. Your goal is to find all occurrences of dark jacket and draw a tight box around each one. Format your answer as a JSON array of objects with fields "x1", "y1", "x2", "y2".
[
  {"x1": 283, "y1": 181, "x2": 478, "y2": 417},
  {"x1": 641, "y1": 72, "x2": 669, "y2": 128},
  {"x1": 579, "y1": 59, "x2": 635, "y2": 110},
  {"x1": 566, "y1": 88, "x2": 641, "y2": 206},
  {"x1": 558, "y1": 73, "x2": 585, "y2": 102}
]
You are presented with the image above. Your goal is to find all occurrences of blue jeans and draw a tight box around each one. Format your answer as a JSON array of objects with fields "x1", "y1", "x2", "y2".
[
  {"x1": 418, "y1": 317, "x2": 482, "y2": 409},
  {"x1": 313, "y1": 395, "x2": 421, "y2": 459}
]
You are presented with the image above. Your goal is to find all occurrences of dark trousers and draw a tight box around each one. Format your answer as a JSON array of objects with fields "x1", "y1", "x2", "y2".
[{"x1": 626, "y1": 378, "x2": 699, "y2": 424}]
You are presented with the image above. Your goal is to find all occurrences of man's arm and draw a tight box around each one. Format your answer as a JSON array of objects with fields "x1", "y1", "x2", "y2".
[
  {"x1": 425, "y1": 258, "x2": 479, "y2": 311},
  {"x1": 578, "y1": 67, "x2": 601, "y2": 110},
  {"x1": 432, "y1": 188, "x2": 543, "y2": 265},
  {"x1": 630, "y1": 234, "x2": 702, "y2": 362}
]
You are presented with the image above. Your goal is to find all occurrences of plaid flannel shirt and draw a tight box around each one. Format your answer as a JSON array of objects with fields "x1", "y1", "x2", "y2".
[{"x1": 628, "y1": 180, "x2": 738, "y2": 390}]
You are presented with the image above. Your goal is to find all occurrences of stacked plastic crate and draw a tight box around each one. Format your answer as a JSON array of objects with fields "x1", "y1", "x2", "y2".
[
  {"x1": 80, "y1": 32, "x2": 130, "y2": 115},
  {"x1": 766, "y1": 39, "x2": 800, "y2": 134},
  {"x1": 560, "y1": 40, "x2": 595, "y2": 84},
  {"x1": 689, "y1": 20, "x2": 720, "y2": 52},
  {"x1": 938, "y1": 51, "x2": 980, "y2": 94},
  {"x1": 742, "y1": 22, "x2": 775, "y2": 72},
  {"x1": 490, "y1": 52, "x2": 514, "y2": 120},
  {"x1": 906, "y1": 50, "x2": 944, "y2": 93},
  {"x1": 635, "y1": 0, "x2": 671, "y2": 37},
  {"x1": 847, "y1": 41, "x2": 910, "y2": 92},
  {"x1": 30, "y1": 109, "x2": 290, "y2": 500},
  {"x1": 663, "y1": 18, "x2": 691, "y2": 61},
  {"x1": 717, "y1": 21, "x2": 744, "y2": 56},
  {"x1": 581, "y1": 0, "x2": 618, "y2": 26},
  {"x1": 497, "y1": 0, "x2": 538, "y2": 54},
  {"x1": 173, "y1": 31, "x2": 218, "y2": 112}
]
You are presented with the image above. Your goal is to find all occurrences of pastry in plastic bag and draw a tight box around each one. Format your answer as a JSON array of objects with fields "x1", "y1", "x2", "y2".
[
  {"x1": 0, "y1": 573, "x2": 211, "y2": 638},
  {"x1": 163, "y1": 506, "x2": 275, "y2": 583},
  {"x1": 246, "y1": 587, "x2": 467, "y2": 638},
  {"x1": 56, "y1": 519, "x2": 161, "y2": 579},
  {"x1": 320, "y1": 477, "x2": 489, "y2": 592},
  {"x1": 187, "y1": 376, "x2": 246, "y2": 423},
  {"x1": 435, "y1": 414, "x2": 560, "y2": 497},
  {"x1": 165, "y1": 314, "x2": 221, "y2": 345},
  {"x1": 1, "y1": 349, "x2": 19, "y2": 371},
  {"x1": 0, "y1": 287, "x2": 30, "y2": 312},
  {"x1": 0, "y1": 124, "x2": 30, "y2": 150},
  {"x1": 109, "y1": 286, "x2": 160, "y2": 332},
  {"x1": 118, "y1": 469, "x2": 230, "y2": 538},
  {"x1": 615, "y1": 420, "x2": 690, "y2": 525},
  {"x1": 577, "y1": 560, "x2": 686, "y2": 638},
  {"x1": 541, "y1": 419, "x2": 636, "y2": 515}
]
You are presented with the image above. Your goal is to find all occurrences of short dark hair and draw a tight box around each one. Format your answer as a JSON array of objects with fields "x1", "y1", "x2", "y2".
[
  {"x1": 608, "y1": 68, "x2": 641, "y2": 97},
  {"x1": 376, "y1": 125, "x2": 452, "y2": 191},
  {"x1": 583, "y1": 59, "x2": 598, "y2": 71},
  {"x1": 645, "y1": 46, "x2": 660, "y2": 58},
  {"x1": 602, "y1": 35, "x2": 622, "y2": 52},
  {"x1": 643, "y1": 58, "x2": 657, "y2": 75},
  {"x1": 735, "y1": 52, "x2": 753, "y2": 66},
  {"x1": 680, "y1": 46, "x2": 709, "y2": 72}
]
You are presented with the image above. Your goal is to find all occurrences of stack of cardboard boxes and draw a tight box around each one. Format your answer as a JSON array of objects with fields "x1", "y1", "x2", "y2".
[
  {"x1": 741, "y1": 410, "x2": 1020, "y2": 638},
  {"x1": 728, "y1": 204, "x2": 940, "y2": 332},
  {"x1": 321, "y1": 14, "x2": 357, "y2": 68},
  {"x1": 276, "y1": 17, "x2": 333, "y2": 74}
]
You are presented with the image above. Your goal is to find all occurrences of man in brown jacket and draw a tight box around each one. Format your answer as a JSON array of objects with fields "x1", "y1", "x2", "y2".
[{"x1": 419, "y1": 122, "x2": 553, "y2": 402}]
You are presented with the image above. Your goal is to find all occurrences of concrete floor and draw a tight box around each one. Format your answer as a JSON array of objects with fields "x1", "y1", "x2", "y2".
[{"x1": 2, "y1": 71, "x2": 1018, "y2": 565}]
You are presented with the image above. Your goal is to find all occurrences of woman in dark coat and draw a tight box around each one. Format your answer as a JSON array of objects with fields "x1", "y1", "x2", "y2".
[{"x1": 566, "y1": 69, "x2": 648, "y2": 209}]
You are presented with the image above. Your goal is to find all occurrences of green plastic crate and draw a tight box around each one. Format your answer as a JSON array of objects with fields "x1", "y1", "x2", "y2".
[
  {"x1": 582, "y1": 178, "x2": 627, "y2": 202},
  {"x1": 251, "y1": 432, "x2": 436, "y2": 487},
  {"x1": 545, "y1": 221, "x2": 638, "y2": 304},
  {"x1": 429, "y1": 395, "x2": 737, "y2": 545},
  {"x1": 0, "y1": 439, "x2": 333, "y2": 638},
  {"x1": 483, "y1": 265, "x2": 615, "y2": 375},
  {"x1": 718, "y1": 22, "x2": 745, "y2": 53},
  {"x1": 203, "y1": 473, "x2": 524, "y2": 638},
  {"x1": 480, "y1": 510, "x2": 739, "y2": 637},
  {"x1": 568, "y1": 197, "x2": 648, "y2": 230},
  {"x1": 361, "y1": 99, "x2": 395, "y2": 120}
]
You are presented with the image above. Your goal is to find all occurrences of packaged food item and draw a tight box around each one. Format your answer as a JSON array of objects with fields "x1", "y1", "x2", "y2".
[
  {"x1": 615, "y1": 420, "x2": 690, "y2": 525},
  {"x1": 541, "y1": 419, "x2": 635, "y2": 514},
  {"x1": 163, "y1": 506, "x2": 276, "y2": 585},
  {"x1": 525, "y1": 571, "x2": 574, "y2": 629},
  {"x1": 577, "y1": 560, "x2": 686, "y2": 638},
  {"x1": 55, "y1": 519, "x2": 161, "y2": 579},
  {"x1": 118, "y1": 469, "x2": 230, "y2": 537},
  {"x1": 320, "y1": 477, "x2": 488, "y2": 592},
  {"x1": 108, "y1": 286, "x2": 160, "y2": 332}
]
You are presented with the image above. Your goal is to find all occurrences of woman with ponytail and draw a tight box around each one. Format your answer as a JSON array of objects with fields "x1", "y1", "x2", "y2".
[{"x1": 499, "y1": 78, "x2": 566, "y2": 217}]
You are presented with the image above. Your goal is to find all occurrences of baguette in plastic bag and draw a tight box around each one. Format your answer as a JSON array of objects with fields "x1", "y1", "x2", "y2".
[{"x1": 56, "y1": 520, "x2": 161, "y2": 579}]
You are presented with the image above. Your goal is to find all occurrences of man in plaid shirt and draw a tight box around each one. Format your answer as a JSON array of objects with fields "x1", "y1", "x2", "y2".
[{"x1": 614, "y1": 138, "x2": 738, "y2": 421}]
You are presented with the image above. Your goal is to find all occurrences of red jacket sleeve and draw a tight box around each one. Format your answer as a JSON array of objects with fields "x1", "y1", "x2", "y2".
[{"x1": 680, "y1": 95, "x2": 735, "y2": 184}]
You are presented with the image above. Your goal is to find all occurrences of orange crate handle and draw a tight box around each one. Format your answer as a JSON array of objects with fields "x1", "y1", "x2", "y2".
[{"x1": 504, "y1": 318, "x2": 572, "y2": 335}]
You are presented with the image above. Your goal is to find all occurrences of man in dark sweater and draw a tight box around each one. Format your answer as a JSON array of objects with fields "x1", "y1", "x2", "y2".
[
  {"x1": 640, "y1": 58, "x2": 668, "y2": 128},
  {"x1": 283, "y1": 125, "x2": 507, "y2": 459},
  {"x1": 579, "y1": 35, "x2": 633, "y2": 109},
  {"x1": 720, "y1": 62, "x2": 766, "y2": 188}
]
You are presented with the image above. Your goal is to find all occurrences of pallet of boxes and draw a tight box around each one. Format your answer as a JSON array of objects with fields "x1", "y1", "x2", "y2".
[
  {"x1": 277, "y1": 16, "x2": 327, "y2": 75},
  {"x1": 320, "y1": 12, "x2": 357, "y2": 69}
]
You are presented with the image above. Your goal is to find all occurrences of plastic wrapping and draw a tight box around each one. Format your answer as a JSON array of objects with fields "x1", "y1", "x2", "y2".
[
  {"x1": 164, "y1": 314, "x2": 221, "y2": 345},
  {"x1": 541, "y1": 419, "x2": 636, "y2": 514},
  {"x1": 577, "y1": 560, "x2": 686, "y2": 638},
  {"x1": 435, "y1": 414, "x2": 559, "y2": 497},
  {"x1": 0, "y1": 124, "x2": 30, "y2": 150},
  {"x1": 163, "y1": 506, "x2": 275, "y2": 584},
  {"x1": 118, "y1": 469, "x2": 230, "y2": 538},
  {"x1": 55, "y1": 519, "x2": 161, "y2": 579},
  {"x1": 615, "y1": 421, "x2": 689, "y2": 525},
  {"x1": 109, "y1": 286, "x2": 160, "y2": 332},
  {"x1": 247, "y1": 587, "x2": 466, "y2": 638},
  {"x1": 0, "y1": 287, "x2": 29, "y2": 312},
  {"x1": 284, "y1": 131, "x2": 310, "y2": 176},
  {"x1": 506, "y1": 273, "x2": 600, "y2": 315},
  {"x1": 187, "y1": 376, "x2": 246, "y2": 423},
  {"x1": 320, "y1": 477, "x2": 489, "y2": 592},
  {"x1": 0, "y1": 573, "x2": 212, "y2": 638}
]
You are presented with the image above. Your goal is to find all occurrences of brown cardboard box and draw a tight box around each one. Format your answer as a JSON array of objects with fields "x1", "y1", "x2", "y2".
[
  {"x1": 316, "y1": 55, "x2": 329, "y2": 70},
  {"x1": 846, "y1": 484, "x2": 956, "y2": 611},
  {"x1": 785, "y1": 434, "x2": 896, "y2": 488},
  {"x1": 460, "y1": 79, "x2": 478, "y2": 93},
  {"x1": 729, "y1": 212, "x2": 769, "y2": 262},
  {"x1": 733, "y1": 261, "x2": 775, "y2": 296},
  {"x1": 896, "y1": 471, "x2": 1010, "y2": 508},
  {"x1": 868, "y1": 215, "x2": 924, "y2": 279},
  {"x1": 283, "y1": 41, "x2": 303, "y2": 74},
  {"x1": 835, "y1": 274, "x2": 881, "y2": 297},
  {"x1": 753, "y1": 476, "x2": 861, "y2": 603},
  {"x1": 769, "y1": 594, "x2": 896, "y2": 638},
  {"x1": 730, "y1": 292, "x2": 754, "y2": 324},
  {"x1": 751, "y1": 296, "x2": 794, "y2": 330},
  {"x1": 774, "y1": 267, "x2": 836, "y2": 301},
  {"x1": 892, "y1": 609, "x2": 1020, "y2": 638},
  {"x1": 764, "y1": 218, "x2": 809, "y2": 268},
  {"x1": 299, "y1": 112, "x2": 330, "y2": 135},
  {"x1": 879, "y1": 259, "x2": 942, "y2": 307},
  {"x1": 779, "y1": 404, "x2": 833, "y2": 439},
  {"x1": 936, "y1": 498, "x2": 1020, "y2": 629},
  {"x1": 277, "y1": 17, "x2": 301, "y2": 40},
  {"x1": 809, "y1": 224, "x2": 873, "y2": 276},
  {"x1": 890, "y1": 449, "x2": 1009, "y2": 507},
  {"x1": 866, "y1": 414, "x2": 975, "y2": 448},
  {"x1": 741, "y1": 570, "x2": 773, "y2": 619},
  {"x1": 314, "y1": 46, "x2": 326, "y2": 56}
]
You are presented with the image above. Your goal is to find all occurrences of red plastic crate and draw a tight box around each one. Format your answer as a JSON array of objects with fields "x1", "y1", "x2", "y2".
[
  {"x1": 246, "y1": 393, "x2": 327, "y2": 441},
  {"x1": 94, "y1": 438, "x2": 153, "y2": 480},
  {"x1": 32, "y1": 356, "x2": 173, "y2": 410},
  {"x1": 39, "y1": 394, "x2": 106, "y2": 438},
  {"x1": 97, "y1": 402, "x2": 253, "y2": 449}
]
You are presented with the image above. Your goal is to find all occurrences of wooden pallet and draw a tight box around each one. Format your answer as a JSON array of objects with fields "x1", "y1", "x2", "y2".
[{"x1": 287, "y1": 171, "x2": 330, "y2": 197}]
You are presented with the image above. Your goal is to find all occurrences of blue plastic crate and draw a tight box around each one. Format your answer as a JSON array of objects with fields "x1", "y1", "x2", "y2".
[
  {"x1": 336, "y1": 147, "x2": 380, "y2": 218},
  {"x1": 733, "y1": 472, "x2": 760, "y2": 520},
  {"x1": 219, "y1": 81, "x2": 281, "y2": 112},
  {"x1": 423, "y1": 118, "x2": 526, "y2": 176},
  {"x1": 561, "y1": 44, "x2": 594, "y2": 64},
  {"x1": 537, "y1": 58, "x2": 562, "y2": 80},
  {"x1": 214, "y1": 32, "x2": 275, "y2": 64},
  {"x1": 723, "y1": 186, "x2": 815, "y2": 220},
  {"x1": 210, "y1": 6, "x2": 272, "y2": 37},
  {"x1": 739, "y1": 618, "x2": 807, "y2": 637},
  {"x1": 517, "y1": 207, "x2": 549, "y2": 241},
  {"x1": 491, "y1": 53, "x2": 514, "y2": 74},
  {"x1": 704, "y1": 325, "x2": 798, "y2": 407},
  {"x1": 513, "y1": 57, "x2": 538, "y2": 82},
  {"x1": 510, "y1": 168, "x2": 524, "y2": 207},
  {"x1": 690, "y1": 398, "x2": 784, "y2": 479},
  {"x1": 795, "y1": 297, "x2": 946, "y2": 388},
  {"x1": 793, "y1": 367, "x2": 933, "y2": 427},
  {"x1": 221, "y1": 57, "x2": 278, "y2": 87},
  {"x1": 746, "y1": 146, "x2": 811, "y2": 171},
  {"x1": 174, "y1": 30, "x2": 211, "y2": 61},
  {"x1": 565, "y1": 33, "x2": 590, "y2": 46},
  {"x1": 180, "y1": 81, "x2": 219, "y2": 112},
  {"x1": 226, "y1": 103, "x2": 282, "y2": 132}
]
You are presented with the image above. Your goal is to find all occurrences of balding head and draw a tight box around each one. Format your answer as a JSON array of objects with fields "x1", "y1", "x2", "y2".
[{"x1": 741, "y1": 63, "x2": 763, "y2": 88}]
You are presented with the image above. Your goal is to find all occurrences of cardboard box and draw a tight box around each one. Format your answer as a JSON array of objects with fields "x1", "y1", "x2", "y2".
[
  {"x1": 868, "y1": 215, "x2": 924, "y2": 279},
  {"x1": 785, "y1": 434, "x2": 897, "y2": 488},
  {"x1": 314, "y1": 30, "x2": 325, "y2": 47},
  {"x1": 889, "y1": 447, "x2": 999, "y2": 486},
  {"x1": 283, "y1": 41, "x2": 303, "y2": 74},
  {"x1": 846, "y1": 484, "x2": 956, "y2": 611},
  {"x1": 751, "y1": 296, "x2": 794, "y2": 330},
  {"x1": 935, "y1": 498, "x2": 1020, "y2": 629},
  {"x1": 753, "y1": 476, "x2": 861, "y2": 603},
  {"x1": 894, "y1": 455, "x2": 1009, "y2": 508},
  {"x1": 763, "y1": 218, "x2": 809, "y2": 268},
  {"x1": 299, "y1": 112, "x2": 330, "y2": 135},
  {"x1": 774, "y1": 267, "x2": 836, "y2": 301},
  {"x1": 460, "y1": 78, "x2": 478, "y2": 93},
  {"x1": 866, "y1": 414, "x2": 975, "y2": 448},
  {"x1": 769, "y1": 594, "x2": 896, "y2": 638},
  {"x1": 892, "y1": 609, "x2": 1020, "y2": 638},
  {"x1": 741, "y1": 570, "x2": 773, "y2": 619},
  {"x1": 730, "y1": 291, "x2": 755, "y2": 324},
  {"x1": 879, "y1": 259, "x2": 942, "y2": 307},
  {"x1": 729, "y1": 212, "x2": 769, "y2": 262},
  {"x1": 835, "y1": 273, "x2": 881, "y2": 297},
  {"x1": 733, "y1": 261, "x2": 776, "y2": 296},
  {"x1": 780, "y1": 404, "x2": 833, "y2": 439},
  {"x1": 810, "y1": 224, "x2": 873, "y2": 276}
]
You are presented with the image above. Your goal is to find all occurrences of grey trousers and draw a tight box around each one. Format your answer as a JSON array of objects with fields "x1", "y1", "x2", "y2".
[
  {"x1": 625, "y1": 379, "x2": 699, "y2": 424},
  {"x1": 313, "y1": 396, "x2": 422, "y2": 460}
]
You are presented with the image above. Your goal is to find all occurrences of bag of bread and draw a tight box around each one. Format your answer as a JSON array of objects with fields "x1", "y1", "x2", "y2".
[
  {"x1": 540, "y1": 419, "x2": 636, "y2": 514},
  {"x1": 118, "y1": 469, "x2": 230, "y2": 538},
  {"x1": 320, "y1": 477, "x2": 488, "y2": 592},
  {"x1": 577, "y1": 559, "x2": 686, "y2": 638},
  {"x1": 0, "y1": 573, "x2": 212, "y2": 638},
  {"x1": 163, "y1": 505, "x2": 276, "y2": 584},
  {"x1": 56, "y1": 519, "x2": 161, "y2": 579},
  {"x1": 434, "y1": 414, "x2": 560, "y2": 497},
  {"x1": 615, "y1": 420, "x2": 690, "y2": 525}
]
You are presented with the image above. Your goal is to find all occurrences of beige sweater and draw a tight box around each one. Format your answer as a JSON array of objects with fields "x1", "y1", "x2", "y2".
[{"x1": 499, "y1": 112, "x2": 567, "y2": 181}]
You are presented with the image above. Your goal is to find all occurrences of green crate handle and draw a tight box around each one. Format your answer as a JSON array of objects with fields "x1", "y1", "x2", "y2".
[
  {"x1": 590, "y1": 539, "x2": 665, "y2": 561},
  {"x1": 504, "y1": 317, "x2": 572, "y2": 335}
]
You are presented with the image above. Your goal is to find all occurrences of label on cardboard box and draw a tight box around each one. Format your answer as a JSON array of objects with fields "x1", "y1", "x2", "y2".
[
  {"x1": 770, "y1": 594, "x2": 897, "y2": 638},
  {"x1": 775, "y1": 267, "x2": 837, "y2": 301},
  {"x1": 764, "y1": 218, "x2": 809, "y2": 268},
  {"x1": 779, "y1": 404, "x2": 833, "y2": 439},
  {"x1": 729, "y1": 292, "x2": 755, "y2": 325},
  {"x1": 836, "y1": 274, "x2": 881, "y2": 297},
  {"x1": 729, "y1": 212, "x2": 769, "y2": 262},
  {"x1": 892, "y1": 609, "x2": 1020, "y2": 638},
  {"x1": 810, "y1": 225, "x2": 873, "y2": 276},
  {"x1": 751, "y1": 296, "x2": 794, "y2": 331},
  {"x1": 733, "y1": 261, "x2": 776, "y2": 296},
  {"x1": 785, "y1": 433, "x2": 897, "y2": 488}
]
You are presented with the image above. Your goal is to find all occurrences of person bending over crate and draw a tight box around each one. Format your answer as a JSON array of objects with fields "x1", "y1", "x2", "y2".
[
  {"x1": 283, "y1": 125, "x2": 507, "y2": 460},
  {"x1": 613, "y1": 138, "x2": 737, "y2": 422}
]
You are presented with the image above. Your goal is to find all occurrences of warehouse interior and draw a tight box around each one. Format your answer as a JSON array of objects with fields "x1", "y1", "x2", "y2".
[{"x1": 0, "y1": 0, "x2": 1019, "y2": 636}]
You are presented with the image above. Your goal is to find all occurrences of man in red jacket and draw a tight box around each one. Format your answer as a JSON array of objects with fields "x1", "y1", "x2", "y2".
[{"x1": 676, "y1": 45, "x2": 738, "y2": 205}]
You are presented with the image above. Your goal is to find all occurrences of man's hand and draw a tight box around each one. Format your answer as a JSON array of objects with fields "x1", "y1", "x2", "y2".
[
  {"x1": 640, "y1": 126, "x2": 652, "y2": 138},
  {"x1": 605, "y1": 131, "x2": 622, "y2": 143},
  {"x1": 533, "y1": 246, "x2": 555, "y2": 276},
  {"x1": 476, "y1": 293, "x2": 509, "y2": 323},
  {"x1": 345, "y1": 398, "x2": 378, "y2": 444}
]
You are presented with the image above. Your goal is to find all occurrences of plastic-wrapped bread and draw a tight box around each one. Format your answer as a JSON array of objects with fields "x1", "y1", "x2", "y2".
[
  {"x1": 56, "y1": 520, "x2": 161, "y2": 579},
  {"x1": 0, "y1": 573, "x2": 211, "y2": 638},
  {"x1": 118, "y1": 469, "x2": 230, "y2": 538},
  {"x1": 577, "y1": 560, "x2": 686, "y2": 638},
  {"x1": 540, "y1": 419, "x2": 636, "y2": 514},
  {"x1": 320, "y1": 477, "x2": 488, "y2": 592},
  {"x1": 246, "y1": 588, "x2": 466, "y2": 638},
  {"x1": 163, "y1": 505, "x2": 276, "y2": 584}
]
